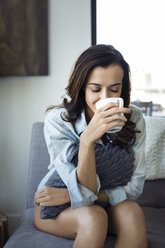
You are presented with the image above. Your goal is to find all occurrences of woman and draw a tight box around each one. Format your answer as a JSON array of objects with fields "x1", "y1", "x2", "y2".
[{"x1": 34, "y1": 44, "x2": 148, "y2": 248}]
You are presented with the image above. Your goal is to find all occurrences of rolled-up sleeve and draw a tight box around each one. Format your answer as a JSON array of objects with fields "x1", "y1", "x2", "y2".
[
  {"x1": 105, "y1": 187, "x2": 127, "y2": 206},
  {"x1": 44, "y1": 109, "x2": 100, "y2": 209},
  {"x1": 123, "y1": 111, "x2": 146, "y2": 200},
  {"x1": 105, "y1": 108, "x2": 146, "y2": 206}
]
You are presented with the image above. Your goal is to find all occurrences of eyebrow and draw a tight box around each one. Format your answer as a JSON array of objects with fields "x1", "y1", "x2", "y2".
[{"x1": 87, "y1": 82, "x2": 122, "y2": 87}]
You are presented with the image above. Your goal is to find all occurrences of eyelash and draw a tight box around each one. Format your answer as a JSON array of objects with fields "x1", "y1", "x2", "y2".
[
  {"x1": 91, "y1": 89, "x2": 100, "y2": 92},
  {"x1": 91, "y1": 89, "x2": 119, "y2": 93}
]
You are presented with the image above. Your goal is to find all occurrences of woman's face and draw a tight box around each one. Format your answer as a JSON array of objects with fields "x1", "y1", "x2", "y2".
[{"x1": 85, "y1": 64, "x2": 123, "y2": 120}]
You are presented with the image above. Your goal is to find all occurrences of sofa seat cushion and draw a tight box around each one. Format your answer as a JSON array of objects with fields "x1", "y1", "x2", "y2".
[
  {"x1": 4, "y1": 208, "x2": 116, "y2": 248},
  {"x1": 142, "y1": 206, "x2": 165, "y2": 248},
  {"x1": 4, "y1": 208, "x2": 74, "y2": 248},
  {"x1": 5, "y1": 206, "x2": 165, "y2": 248}
]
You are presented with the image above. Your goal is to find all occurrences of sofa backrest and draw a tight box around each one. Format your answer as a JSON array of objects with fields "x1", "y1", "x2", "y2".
[
  {"x1": 27, "y1": 122, "x2": 49, "y2": 208},
  {"x1": 137, "y1": 179, "x2": 165, "y2": 207},
  {"x1": 26, "y1": 121, "x2": 165, "y2": 209},
  {"x1": 144, "y1": 116, "x2": 165, "y2": 180}
]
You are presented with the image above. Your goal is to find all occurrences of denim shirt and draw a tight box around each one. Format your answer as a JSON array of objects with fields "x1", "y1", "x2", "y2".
[{"x1": 37, "y1": 104, "x2": 146, "y2": 208}]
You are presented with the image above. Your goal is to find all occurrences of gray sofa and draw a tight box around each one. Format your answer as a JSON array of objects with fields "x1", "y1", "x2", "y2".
[{"x1": 4, "y1": 121, "x2": 165, "y2": 248}]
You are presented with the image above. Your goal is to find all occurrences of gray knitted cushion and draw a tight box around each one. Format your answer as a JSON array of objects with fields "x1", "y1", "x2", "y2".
[
  {"x1": 40, "y1": 142, "x2": 135, "y2": 219},
  {"x1": 70, "y1": 143, "x2": 135, "y2": 190}
]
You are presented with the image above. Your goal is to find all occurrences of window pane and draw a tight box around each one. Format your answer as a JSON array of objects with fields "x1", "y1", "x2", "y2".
[{"x1": 97, "y1": 0, "x2": 165, "y2": 116}]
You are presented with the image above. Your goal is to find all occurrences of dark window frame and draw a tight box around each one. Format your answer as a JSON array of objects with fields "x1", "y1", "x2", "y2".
[{"x1": 91, "y1": 0, "x2": 96, "y2": 45}]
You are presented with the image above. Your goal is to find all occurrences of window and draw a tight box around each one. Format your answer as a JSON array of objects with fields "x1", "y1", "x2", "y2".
[{"x1": 92, "y1": 0, "x2": 165, "y2": 116}]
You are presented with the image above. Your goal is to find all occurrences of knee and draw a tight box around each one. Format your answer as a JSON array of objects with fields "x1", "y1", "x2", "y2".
[
  {"x1": 115, "y1": 201, "x2": 146, "y2": 236},
  {"x1": 124, "y1": 201, "x2": 146, "y2": 230},
  {"x1": 120, "y1": 201, "x2": 147, "y2": 246},
  {"x1": 109, "y1": 201, "x2": 147, "y2": 247},
  {"x1": 77, "y1": 205, "x2": 108, "y2": 233}
]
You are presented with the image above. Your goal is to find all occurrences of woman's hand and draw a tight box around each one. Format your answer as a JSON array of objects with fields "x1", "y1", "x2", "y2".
[
  {"x1": 34, "y1": 186, "x2": 70, "y2": 206},
  {"x1": 96, "y1": 190, "x2": 109, "y2": 203},
  {"x1": 82, "y1": 102, "x2": 131, "y2": 145}
]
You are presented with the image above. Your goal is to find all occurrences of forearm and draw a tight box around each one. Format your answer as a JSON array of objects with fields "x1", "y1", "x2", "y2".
[
  {"x1": 61, "y1": 188, "x2": 108, "y2": 205},
  {"x1": 76, "y1": 134, "x2": 97, "y2": 194}
]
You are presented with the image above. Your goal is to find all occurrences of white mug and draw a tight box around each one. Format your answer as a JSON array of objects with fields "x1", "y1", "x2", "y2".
[{"x1": 96, "y1": 97, "x2": 124, "y2": 133}]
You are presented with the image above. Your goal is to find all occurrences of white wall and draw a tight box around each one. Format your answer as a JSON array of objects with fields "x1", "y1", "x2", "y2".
[{"x1": 0, "y1": 0, "x2": 91, "y2": 235}]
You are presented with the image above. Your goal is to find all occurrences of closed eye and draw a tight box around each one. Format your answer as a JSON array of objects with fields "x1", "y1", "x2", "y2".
[
  {"x1": 91, "y1": 87, "x2": 120, "y2": 93},
  {"x1": 110, "y1": 88, "x2": 120, "y2": 93},
  {"x1": 88, "y1": 83, "x2": 122, "y2": 93},
  {"x1": 91, "y1": 88, "x2": 101, "y2": 92},
  {"x1": 109, "y1": 84, "x2": 122, "y2": 93}
]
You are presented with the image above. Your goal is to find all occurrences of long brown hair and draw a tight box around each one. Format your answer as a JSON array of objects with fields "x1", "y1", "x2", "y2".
[{"x1": 47, "y1": 44, "x2": 139, "y2": 147}]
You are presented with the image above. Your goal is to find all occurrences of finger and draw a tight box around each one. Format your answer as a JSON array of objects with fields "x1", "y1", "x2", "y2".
[
  {"x1": 104, "y1": 107, "x2": 131, "y2": 116},
  {"x1": 98, "y1": 102, "x2": 119, "y2": 112},
  {"x1": 35, "y1": 194, "x2": 47, "y2": 205},
  {"x1": 40, "y1": 201, "x2": 54, "y2": 207},
  {"x1": 35, "y1": 194, "x2": 48, "y2": 204},
  {"x1": 35, "y1": 186, "x2": 51, "y2": 196},
  {"x1": 106, "y1": 114, "x2": 127, "y2": 123},
  {"x1": 34, "y1": 198, "x2": 40, "y2": 206},
  {"x1": 35, "y1": 187, "x2": 50, "y2": 198},
  {"x1": 39, "y1": 197, "x2": 57, "y2": 206},
  {"x1": 39, "y1": 202, "x2": 47, "y2": 206},
  {"x1": 37, "y1": 195, "x2": 50, "y2": 204},
  {"x1": 108, "y1": 120, "x2": 125, "y2": 130},
  {"x1": 35, "y1": 188, "x2": 45, "y2": 195},
  {"x1": 103, "y1": 102, "x2": 119, "y2": 111},
  {"x1": 35, "y1": 191, "x2": 48, "y2": 199}
]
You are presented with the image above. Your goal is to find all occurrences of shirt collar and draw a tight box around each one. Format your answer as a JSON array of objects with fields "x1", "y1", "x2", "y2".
[{"x1": 75, "y1": 110, "x2": 87, "y2": 136}]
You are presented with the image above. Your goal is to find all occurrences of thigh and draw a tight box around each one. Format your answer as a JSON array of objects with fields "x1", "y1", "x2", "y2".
[
  {"x1": 107, "y1": 200, "x2": 146, "y2": 235},
  {"x1": 34, "y1": 206, "x2": 78, "y2": 239},
  {"x1": 34, "y1": 204, "x2": 108, "y2": 240}
]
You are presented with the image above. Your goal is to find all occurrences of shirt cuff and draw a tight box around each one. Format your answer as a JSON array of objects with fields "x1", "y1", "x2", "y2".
[
  {"x1": 96, "y1": 174, "x2": 101, "y2": 193},
  {"x1": 105, "y1": 187, "x2": 127, "y2": 206},
  {"x1": 67, "y1": 168, "x2": 99, "y2": 209}
]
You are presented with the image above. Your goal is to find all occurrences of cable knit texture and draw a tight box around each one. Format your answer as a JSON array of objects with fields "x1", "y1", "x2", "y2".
[
  {"x1": 40, "y1": 142, "x2": 135, "y2": 219},
  {"x1": 145, "y1": 116, "x2": 165, "y2": 180},
  {"x1": 70, "y1": 142, "x2": 135, "y2": 189}
]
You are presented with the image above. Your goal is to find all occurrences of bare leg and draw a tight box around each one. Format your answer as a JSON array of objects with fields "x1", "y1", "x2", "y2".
[
  {"x1": 107, "y1": 200, "x2": 148, "y2": 248},
  {"x1": 34, "y1": 204, "x2": 108, "y2": 248}
]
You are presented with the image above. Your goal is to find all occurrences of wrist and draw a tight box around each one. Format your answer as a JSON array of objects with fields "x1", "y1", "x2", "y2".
[
  {"x1": 64, "y1": 188, "x2": 70, "y2": 203},
  {"x1": 96, "y1": 190, "x2": 109, "y2": 203},
  {"x1": 80, "y1": 131, "x2": 95, "y2": 147}
]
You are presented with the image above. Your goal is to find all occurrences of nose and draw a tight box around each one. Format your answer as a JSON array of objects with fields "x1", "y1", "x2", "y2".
[{"x1": 100, "y1": 88, "x2": 109, "y2": 99}]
